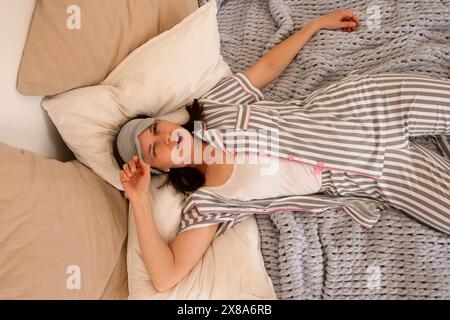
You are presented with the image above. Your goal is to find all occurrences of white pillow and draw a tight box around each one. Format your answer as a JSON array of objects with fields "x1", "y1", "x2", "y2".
[
  {"x1": 42, "y1": 0, "x2": 231, "y2": 190},
  {"x1": 127, "y1": 175, "x2": 277, "y2": 300}
]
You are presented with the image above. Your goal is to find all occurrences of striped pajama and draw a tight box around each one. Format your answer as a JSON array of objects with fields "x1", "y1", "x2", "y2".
[
  {"x1": 178, "y1": 72, "x2": 450, "y2": 236},
  {"x1": 373, "y1": 74, "x2": 449, "y2": 234},
  {"x1": 320, "y1": 73, "x2": 450, "y2": 235}
]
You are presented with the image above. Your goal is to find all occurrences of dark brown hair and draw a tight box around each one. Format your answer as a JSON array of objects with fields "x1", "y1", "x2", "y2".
[{"x1": 113, "y1": 100, "x2": 206, "y2": 197}]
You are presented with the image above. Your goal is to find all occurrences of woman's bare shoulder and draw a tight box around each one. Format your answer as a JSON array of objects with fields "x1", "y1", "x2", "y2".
[{"x1": 203, "y1": 162, "x2": 234, "y2": 188}]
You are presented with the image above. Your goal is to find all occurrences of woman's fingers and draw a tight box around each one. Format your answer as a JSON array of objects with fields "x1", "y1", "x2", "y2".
[
  {"x1": 348, "y1": 14, "x2": 360, "y2": 27},
  {"x1": 349, "y1": 12, "x2": 360, "y2": 27},
  {"x1": 123, "y1": 156, "x2": 141, "y2": 177},
  {"x1": 120, "y1": 170, "x2": 129, "y2": 182},
  {"x1": 349, "y1": 18, "x2": 358, "y2": 30},
  {"x1": 343, "y1": 22, "x2": 358, "y2": 32},
  {"x1": 340, "y1": 15, "x2": 356, "y2": 31},
  {"x1": 138, "y1": 158, "x2": 150, "y2": 176},
  {"x1": 342, "y1": 10, "x2": 357, "y2": 22},
  {"x1": 119, "y1": 156, "x2": 149, "y2": 185},
  {"x1": 340, "y1": 8, "x2": 360, "y2": 29},
  {"x1": 123, "y1": 163, "x2": 131, "y2": 177},
  {"x1": 129, "y1": 159, "x2": 136, "y2": 174},
  {"x1": 343, "y1": 25, "x2": 354, "y2": 32}
]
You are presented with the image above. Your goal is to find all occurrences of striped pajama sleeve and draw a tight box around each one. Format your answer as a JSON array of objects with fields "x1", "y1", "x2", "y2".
[
  {"x1": 178, "y1": 189, "x2": 388, "y2": 238},
  {"x1": 199, "y1": 72, "x2": 265, "y2": 104}
]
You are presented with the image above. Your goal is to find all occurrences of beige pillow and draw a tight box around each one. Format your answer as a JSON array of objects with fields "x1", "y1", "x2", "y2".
[
  {"x1": 42, "y1": 0, "x2": 232, "y2": 191},
  {"x1": 17, "y1": 0, "x2": 198, "y2": 96},
  {"x1": 0, "y1": 141, "x2": 128, "y2": 299},
  {"x1": 127, "y1": 175, "x2": 277, "y2": 300}
]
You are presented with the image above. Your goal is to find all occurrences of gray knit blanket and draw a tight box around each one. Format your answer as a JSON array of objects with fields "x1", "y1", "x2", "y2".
[{"x1": 199, "y1": 0, "x2": 450, "y2": 299}]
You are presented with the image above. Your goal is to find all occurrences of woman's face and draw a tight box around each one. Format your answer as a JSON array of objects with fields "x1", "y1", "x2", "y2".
[{"x1": 138, "y1": 120, "x2": 193, "y2": 171}]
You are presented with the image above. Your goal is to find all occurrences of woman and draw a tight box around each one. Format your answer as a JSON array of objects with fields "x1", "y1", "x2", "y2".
[{"x1": 115, "y1": 9, "x2": 450, "y2": 291}]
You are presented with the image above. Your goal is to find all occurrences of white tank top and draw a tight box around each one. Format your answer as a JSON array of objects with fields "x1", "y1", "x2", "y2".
[{"x1": 204, "y1": 153, "x2": 322, "y2": 200}]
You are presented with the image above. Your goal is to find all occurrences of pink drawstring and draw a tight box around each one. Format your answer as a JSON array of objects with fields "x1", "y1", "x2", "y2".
[{"x1": 313, "y1": 160, "x2": 325, "y2": 175}]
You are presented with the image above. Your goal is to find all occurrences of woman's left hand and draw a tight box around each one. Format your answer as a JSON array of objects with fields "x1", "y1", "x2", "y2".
[{"x1": 313, "y1": 8, "x2": 361, "y2": 32}]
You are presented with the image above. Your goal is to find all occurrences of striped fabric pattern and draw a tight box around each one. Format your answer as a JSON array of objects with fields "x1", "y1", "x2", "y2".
[
  {"x1": 179, "y1": 72, "x2": 450, "y2": 237},
  {"x1": 434, "y1": 135, "x2": 450, "y2": 160},
  {"x1": 200, "y1": 72, "x2": 388, "y2": 179},
  {"x1": 181, "y1": 189, "x2": 387, "y2": 237},
  {"x1": 318, "y1": 73, "x2": 450, "y2": 235}
]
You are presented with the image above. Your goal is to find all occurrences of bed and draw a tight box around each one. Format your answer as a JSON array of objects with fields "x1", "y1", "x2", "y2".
[
  {"x1": 1, "y1": 0, "x2": 449, "y2": 299},
  {"x1": 205, "y1": 0, "x2": 450, "y2": 299},
  {"x1": 1, "y1": 0, "x2": 276, "y2": 300}
]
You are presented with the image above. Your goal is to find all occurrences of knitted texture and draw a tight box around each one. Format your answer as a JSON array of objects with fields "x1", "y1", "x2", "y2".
[
  {"x1": 202, "y1": 0, "x2": 450, "y2": 101},
  {"x1": 259, "y1": 136, "x2": 450, "y2": 300},
  {"x1": 199, "y1": 0, "x2": 450, "y2": 299}
]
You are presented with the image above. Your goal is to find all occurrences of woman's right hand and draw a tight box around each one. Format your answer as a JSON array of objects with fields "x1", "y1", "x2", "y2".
[{"x1": 119, "y1": 155, "x2": 151, "y2": 202}]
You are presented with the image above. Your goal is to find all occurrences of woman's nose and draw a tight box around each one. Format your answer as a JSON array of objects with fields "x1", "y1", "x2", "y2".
[{"x1": 163, "y1": 132, "x2": 173, "y2": 146}]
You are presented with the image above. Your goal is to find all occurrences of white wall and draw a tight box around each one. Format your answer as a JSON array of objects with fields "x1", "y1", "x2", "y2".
[{"x1": 0, "y1": 0, "x2": 75, "y2": 161}]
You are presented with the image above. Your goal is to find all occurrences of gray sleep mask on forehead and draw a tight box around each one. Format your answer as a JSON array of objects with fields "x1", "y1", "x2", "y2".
[{"x1": 116, "y1": 117, "x2": 165, "y2": 175}]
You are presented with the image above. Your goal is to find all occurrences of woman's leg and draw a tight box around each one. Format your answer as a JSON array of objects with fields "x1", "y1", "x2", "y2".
[
  {"x1": 370, "y1": 73, "x2": 450, "y2": 150},
  {"x1": 377, "y1": 142, "x2": 450, "y2": 235}
]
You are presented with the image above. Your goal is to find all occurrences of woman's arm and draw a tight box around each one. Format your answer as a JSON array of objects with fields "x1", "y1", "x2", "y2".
[
  {"x1": 244, "y1": 8, "x2": 360, "y2": 90},
  {"x1": 120, "y1": 156, "x2": 218, "y2": 292},
  {"x1": 243, "y1": 21, "x2": 320, "y2": 90},
  {"x1": 131, "y1": 194, "x2": 218, "y2": 292}
]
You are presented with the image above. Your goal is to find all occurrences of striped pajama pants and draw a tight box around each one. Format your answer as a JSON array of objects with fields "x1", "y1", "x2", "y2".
[{"x1": 318, "y1": 73, "x2": 450, "y2": 235}]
